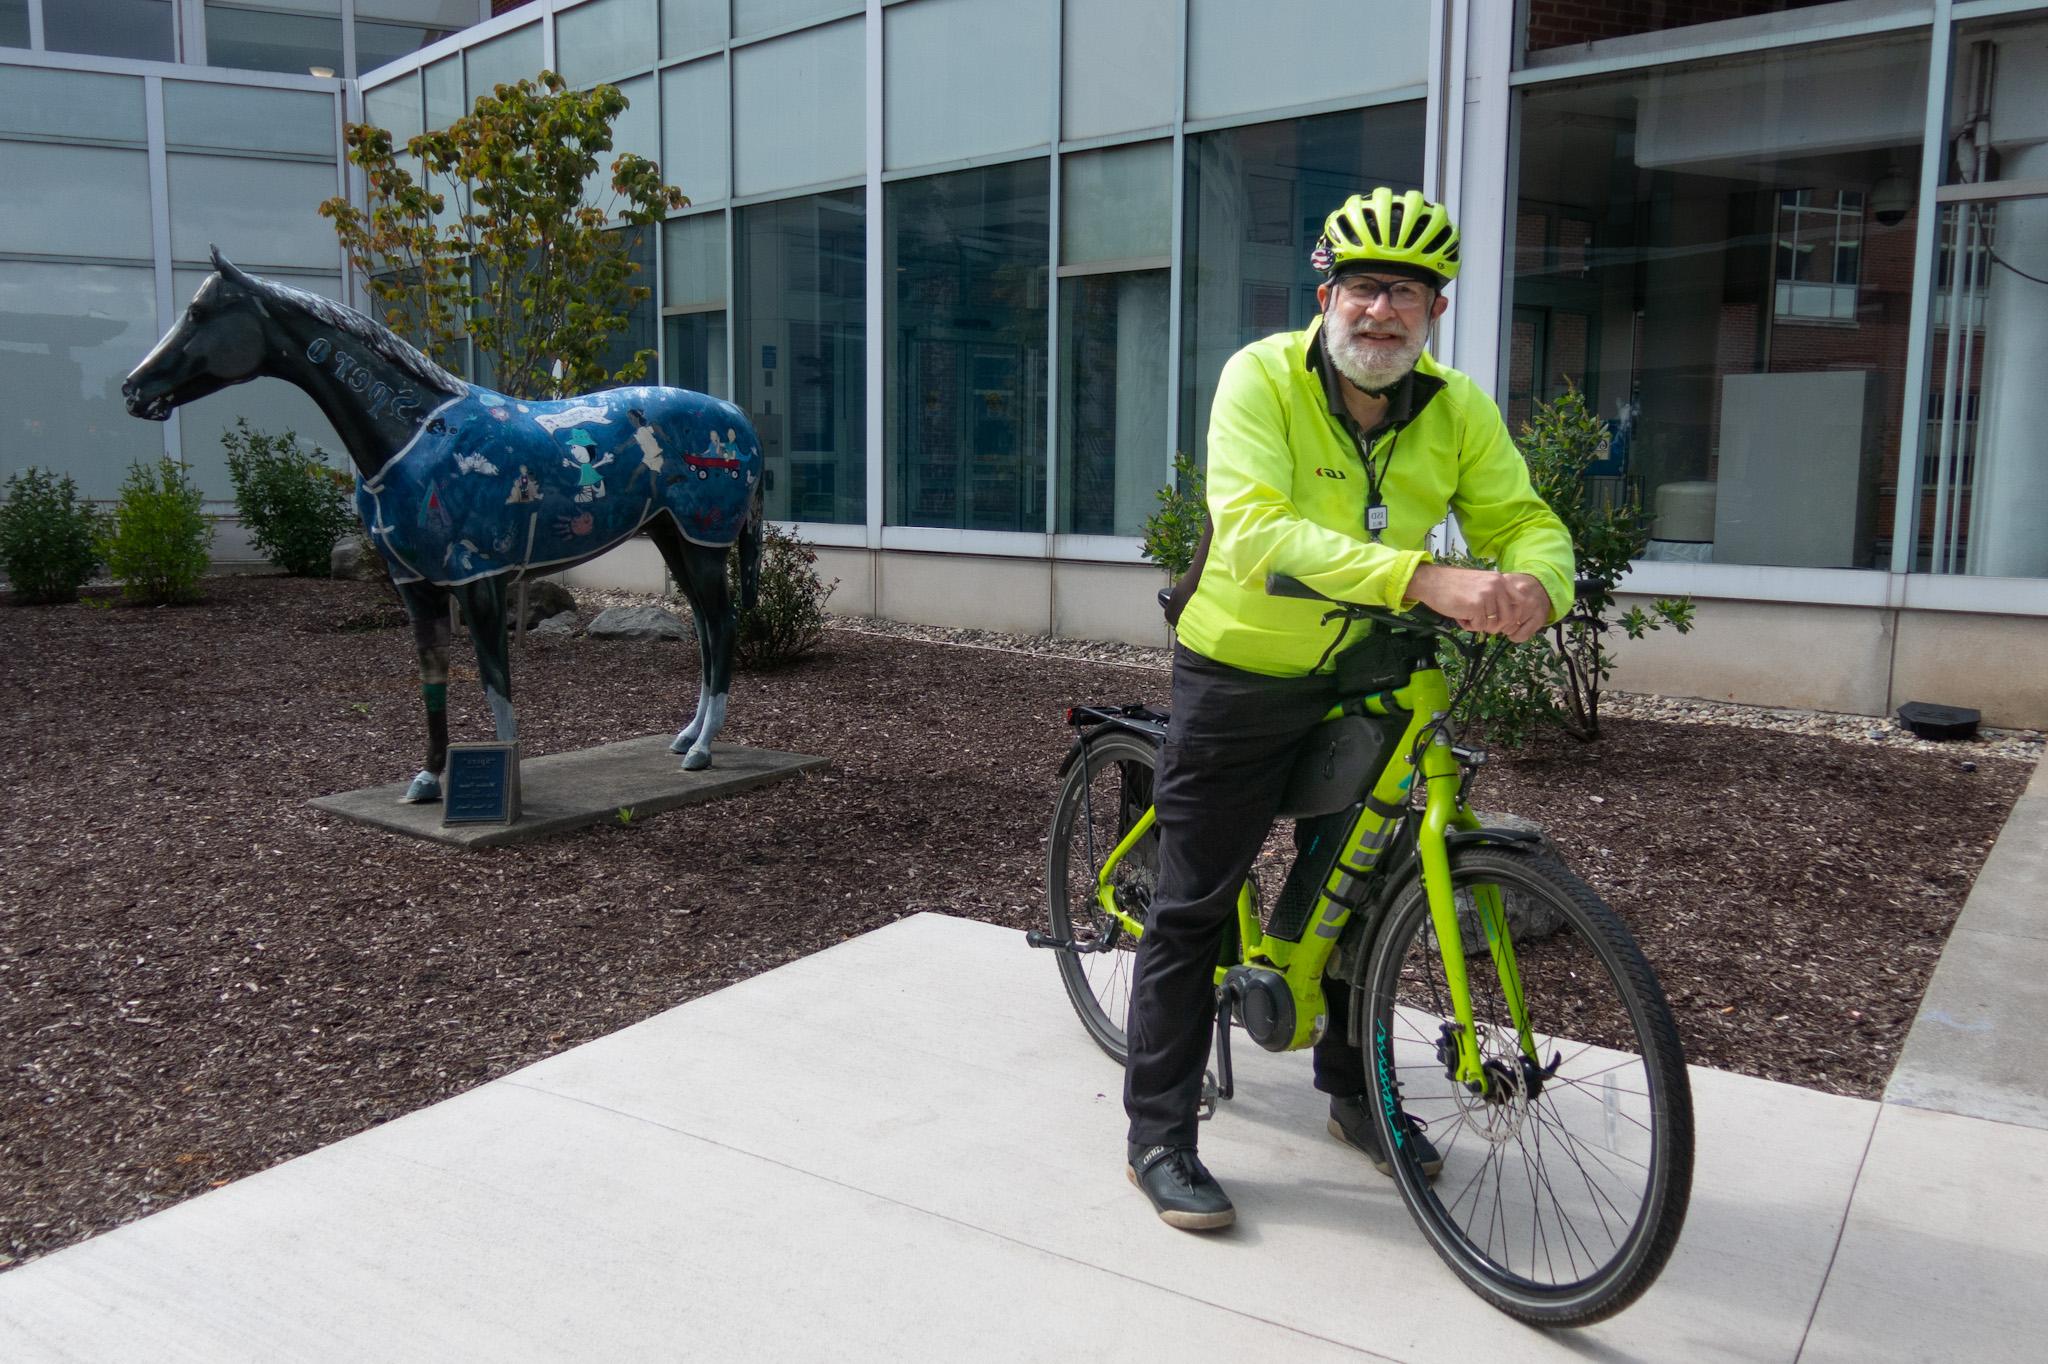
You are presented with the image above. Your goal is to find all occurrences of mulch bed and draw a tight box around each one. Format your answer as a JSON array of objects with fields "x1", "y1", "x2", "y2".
[{"x1": 0, "y1": 575, "x2": 2031, "y2": 1270}]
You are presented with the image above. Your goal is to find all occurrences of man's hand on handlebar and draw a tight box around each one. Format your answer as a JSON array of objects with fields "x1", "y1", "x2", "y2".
[{"x1": 1407, "y1": 564, "x2": 1551, "y2": 643}]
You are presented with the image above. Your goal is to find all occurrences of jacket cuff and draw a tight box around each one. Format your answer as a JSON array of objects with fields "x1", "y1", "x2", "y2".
[{"x1": 1387, "y1": 550, "x2": 1433, "y2": 611}]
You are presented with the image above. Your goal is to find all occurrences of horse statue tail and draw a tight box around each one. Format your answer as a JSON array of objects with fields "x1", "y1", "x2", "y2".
[{"x1": 738, "y1": 481, "x2": 766, "y2": 612}]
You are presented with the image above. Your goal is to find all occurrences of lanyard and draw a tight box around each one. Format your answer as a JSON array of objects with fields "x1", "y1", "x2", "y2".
[{"x1": 1348, "y1": 417, "x2": 1400, "y2": 542}]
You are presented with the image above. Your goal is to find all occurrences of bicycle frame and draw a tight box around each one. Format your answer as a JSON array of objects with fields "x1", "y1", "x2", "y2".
[{"x1": 1084, "y1": 660, "x2": 1535, "y2": 1096}]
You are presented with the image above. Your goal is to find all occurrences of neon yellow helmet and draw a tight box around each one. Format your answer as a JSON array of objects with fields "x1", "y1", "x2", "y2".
[{"x1": 1312, "y1": 189, "x2": 1461, "y2": 285}]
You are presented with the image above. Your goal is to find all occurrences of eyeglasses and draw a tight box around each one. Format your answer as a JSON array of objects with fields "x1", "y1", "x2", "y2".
[{"x1": 1330, "y1": 275, "x2": 1433, "y2": 309}]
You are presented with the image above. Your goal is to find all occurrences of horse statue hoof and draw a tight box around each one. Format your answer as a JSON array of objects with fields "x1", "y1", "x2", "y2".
[
  {"x1": 670, "y1": 730, "x2": 694, "y2": 755},
  {"x1": 399, "y1": 770, "x2": 443, "y2": 804},
  {"x1": 681, "y1": 748, "x2": 712, "y2": 772}
]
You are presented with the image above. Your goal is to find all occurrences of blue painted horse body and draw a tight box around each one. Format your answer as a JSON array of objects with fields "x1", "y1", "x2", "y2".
[{"x1": 125, "y1": 250, "x2": 763, "y2": 800}]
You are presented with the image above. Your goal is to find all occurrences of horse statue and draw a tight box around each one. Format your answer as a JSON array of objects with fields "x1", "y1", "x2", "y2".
[{"x1": 123, "y1": 248, "x2": 764, "y2": 802}]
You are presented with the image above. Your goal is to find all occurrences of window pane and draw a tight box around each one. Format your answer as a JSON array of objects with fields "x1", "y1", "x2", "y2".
[
  {"x1": 464, "y1": 23, "x2": 543, "y2": 101},
  {"x1": 363, "y1": 71, "x2": 424, "y2": 142},
  {"x1": 662, "y1": 0, "x2": 727, "y2": 57},
  {"x1": 1187, "y1": 0, "x2": 1425, "y2": 123},
  {"x1": 732, "y1": 18, "x2": 862, "y2": 197},
  {"x1": 164, "y1": 82, "x2": 337, "y2": 156},
  {"x1": 592, "y1": 228, "x2": 660, "y2": 387},
  {"x1": 1524, "y1": 0, "x2": 1852, "y2": 60},
  {"x1": 0, "y1": 1, "x2": 27, "y2": 49},
  {"x1": 663, "y1": 212, "x2": 727, "y2": 308},
  {"x1": 0, "y1": 145, "x2": 153, "y2": 259},
  {"x1": 733, "y1": 0, "x2": 852, "y2": 41},
  {"x1": 424, "y1": 56, "x2": 465, "y2": 130},
  {"x1": 169, "y1": 155, "x2": 341, "y2": 270},
  {"x1": 1179, "y1": 103, "x2": 1425, "y2": 468},
  {"x1": 1511, "y1": 35, "x2": 1927, "y2": 572},
  {"x1": 356, "y1": 1, "x2": 475, "y2": 78},
  {"x1": 556, "y1": 0, "x2": 654, "y2": 87},
  {"x1": 736, "y1": 190, "x2": 866, "y2": 525},
  {"x1": 170, "y1": 269, "x2": 350, "y2": 502},
  {"x1": 885, "y1": 0, "x2": 1050, "y2": 171},
  {"x1": 1063, "y1": 0, "x2": 1176, "y2": 141},
  {"x1": 587, "y1": 73, "x2": 657, "y2": 214},
  {"x1": 1059, "y1": 270, "x2": 1167, "y2": 536},
  {"x1": 661, "y1": 56, "x2": 729, "y2": 205},
  {"x1": 1061, "y1": 141, "x2": 1170, "y2": 265},
  {"x1": 0, "y1": 67, "x2": 146, "y2": 142},
  {"x1": 204, "y1": 2, "x2": 344, "y2": 77},
  {"x1": 887, "y1": 160, "x2": 1050, "y2": 532},
  {"x1": 664, "y1": 311, "x2": 729, "y2": 397},
  {"x1": 45, "y1": 0, "x2": 174, "y2": 63},
  {"x1": 0, "y1": 262, "x2": 164, "y2": 501}
]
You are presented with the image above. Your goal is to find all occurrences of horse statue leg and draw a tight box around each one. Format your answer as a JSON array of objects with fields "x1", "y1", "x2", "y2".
[
  {"x1": 395, "y1": 581, "x2": 454, "y2": 803},
  {"x1": 648, "y1": 521, "x2": 735, "y2": 771},
  {"x1": 458, "y1": 575, "x2": 518, "y2": 745}
]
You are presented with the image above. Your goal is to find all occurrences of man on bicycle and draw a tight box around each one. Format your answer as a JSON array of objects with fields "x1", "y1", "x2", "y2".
[{"x1": 1127, "y1": 189, "x2": 1576, "y2": 1230}]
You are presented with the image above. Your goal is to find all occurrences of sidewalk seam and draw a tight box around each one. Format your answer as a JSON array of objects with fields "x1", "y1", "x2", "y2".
[
  {"x1": 1791, "y1": 1104, "x2": 1883, "y2": 1363},
  {"x1": 500, "y1": 1076, "x2": 1404, "y2": 1363}
]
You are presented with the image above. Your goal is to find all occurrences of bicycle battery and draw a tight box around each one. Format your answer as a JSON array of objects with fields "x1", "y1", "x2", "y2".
[{"x1": 1277, "y1": 713, "x2": 1394, "y2": 819}]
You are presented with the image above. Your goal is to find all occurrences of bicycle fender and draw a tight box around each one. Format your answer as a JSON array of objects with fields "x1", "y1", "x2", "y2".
[
  {"x1": 1055, "y1": 718, "x2": 1167, "y2": 777},
  {"x1": 1445, "y1": 826, "x2": 1545, "y2": 851}
]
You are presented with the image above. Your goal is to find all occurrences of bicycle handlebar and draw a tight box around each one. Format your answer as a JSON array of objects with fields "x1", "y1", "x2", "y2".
[{"x1": 1263, "y1": 573, "x2": 1463, "y2": 642}]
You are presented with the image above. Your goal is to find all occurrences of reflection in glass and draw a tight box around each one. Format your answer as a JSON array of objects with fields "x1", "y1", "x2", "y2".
[
  {"x1": 203, "y1": 3, "x2": 344, "y2": 76},
  {"x1": 665, "y1": 311, "x2": 729, "y2": 398},
  {"x1": 592, "y1": 229, "x2": 660, "y2": 388},
  {"x1": 0, "y1": 262, "x2": 164, "y2": 500},
  {"x1": 44, "y1": 0, "x2": 175, "y2": 62},
  {"x1": 737, "y1": 192, "x2": 866, "y2": 525},
  {"x1": 1510, "y1": 36, "x2": 1927, "y2": 571},
  {"x1": 887, "y1": 160, "x2": 1050, "y2": 532},
  {"x1": 1179, "y1": 103, "x2": 1424, "y2": 468},
  {"x1": 0, "y1": 1, "x2": 26, "y2": 49},
  {"x1": 1059, "y1": 271, "x2": 1167, "y2": 536}
]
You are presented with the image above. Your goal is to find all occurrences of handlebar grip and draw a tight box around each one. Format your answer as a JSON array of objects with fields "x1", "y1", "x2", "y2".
[{"x1": 1264, "y1": 573, "x2": 1325, "y2": 601}]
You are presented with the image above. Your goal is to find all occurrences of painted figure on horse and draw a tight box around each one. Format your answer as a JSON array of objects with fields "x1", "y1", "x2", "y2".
[{"x1": 124, "y1": 249, "x2": 764, "y2": 801}]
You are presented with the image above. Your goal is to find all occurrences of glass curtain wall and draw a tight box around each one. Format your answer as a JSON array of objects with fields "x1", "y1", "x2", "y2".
[
  {"x1": 1058, "y1": 141, "x2": 1170, "y2": 537},
  {"x1": 204, "y1": 3, "x2": 345, "y2": 76},
  {"x1": 735, "y1": 190, "x2": 865, "y2": 525},
  {"x1": 663, "y1": 211, "x2": 728, "y2": 397},
  {"x1": 1179, "y1": 102, "x2": 1426, "y2": 468},
  {"x1": 1918, "y1": 15, "x2": 2048, "y2": 579},
  {"x1": 43, "y1": 0, "x2": 175, "y2": 62},
  {"x1": 1510, "y1": 33, "x2": 1929, "y2": 571},
  {"x1": 886, "y1": 159, "x2": 1050, "y2": 532}
]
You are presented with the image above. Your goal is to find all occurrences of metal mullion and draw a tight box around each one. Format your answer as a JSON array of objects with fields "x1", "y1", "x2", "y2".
[
  {"x1": 1043, "y1": 0, "x2": 1061, "y2": 543},
  {"x1": 864, "y1": 0, "x2": 883, "y2": 546},
  {"x1": 1888, "y1": 2, "x2": 1954, "y2": 575},
  {"x1": 1162, "y1": 0, "x2": 1187, "y2": 489},
  {"x1": 144, "y1": 73, "x2": 181, "y2": 467},
  {"x1": 26, "y1": 0, "x2": 41, "y2": 50},
  {"x1": 1936, "y1": 178, "x2": 2048, "y2": 203}
]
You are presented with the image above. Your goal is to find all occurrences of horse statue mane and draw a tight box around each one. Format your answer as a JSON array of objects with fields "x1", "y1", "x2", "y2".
[{"x1": 231, "y1": 263, "x2": 467, "y2": 398}]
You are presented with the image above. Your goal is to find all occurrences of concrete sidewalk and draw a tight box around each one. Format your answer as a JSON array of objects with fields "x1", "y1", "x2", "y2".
[{"x1": 3, "y1": 758, "x2": 2046, "y2": 1360}]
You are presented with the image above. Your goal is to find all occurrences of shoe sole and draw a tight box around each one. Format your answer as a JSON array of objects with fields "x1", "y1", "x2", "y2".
[
  {"x1": 1126, "y1": 1166, "x2": 1235, "y2": 1230},
  {"x1": 1328, "y1": 1117, "x2": 1444, "y2": 1180}
]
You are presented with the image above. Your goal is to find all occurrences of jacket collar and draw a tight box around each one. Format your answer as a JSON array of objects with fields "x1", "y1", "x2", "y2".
[{"x1": 1304, "y1": 316, "x2": 1448, "y2": 437}]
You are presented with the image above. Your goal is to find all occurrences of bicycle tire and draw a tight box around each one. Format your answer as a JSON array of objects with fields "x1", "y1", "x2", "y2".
[
  {"x1": 1361, "y1": 844, "x2": 1693, "y2": 1327},
  {"x1": 1044, "y1": 732, "x2": 1159, "y2": 1064}
]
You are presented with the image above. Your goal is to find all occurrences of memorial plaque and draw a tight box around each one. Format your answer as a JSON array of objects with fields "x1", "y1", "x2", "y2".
[{"x1": 442, "y1": 742, "x2": 521, "y2": 825}]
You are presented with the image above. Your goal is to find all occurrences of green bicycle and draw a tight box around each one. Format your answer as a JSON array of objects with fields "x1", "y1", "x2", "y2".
[{"x1": 1033, "y1": 575, "x2": 1693, "y2": 1327}]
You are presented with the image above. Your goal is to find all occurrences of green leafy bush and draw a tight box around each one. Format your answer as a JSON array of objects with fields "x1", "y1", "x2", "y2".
[
  {"x1": 103, "y1": 457, "x2": 213, "y2": 605},
  {"x1": 223, "y1": 419, "x2": 357, "y2": 576},
  {"x1": 731, "y1": 523, "x2": 837, "y2": 670},
  {"x1": 1447, "y1": 386, "x2": 1694, "y2": 746},
  {"x1": 1140, "y1": 451, "x2": 1207, "y2": 580},
  {"x1": 0, "y1": 467, "x2": 103, "y2": 603}
]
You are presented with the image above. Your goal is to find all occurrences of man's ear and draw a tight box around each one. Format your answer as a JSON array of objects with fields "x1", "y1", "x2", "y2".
[
  {"x1": 1315, "y1": 281, "x2": 1332, "y2": 312},
  {"x1": 1430, "y1": 293, "x2": 1450, "y2": 322}
]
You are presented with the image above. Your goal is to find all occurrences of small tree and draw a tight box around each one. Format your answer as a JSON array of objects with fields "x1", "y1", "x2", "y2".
[
  {"x1": 731, "y1": 524, "x2": 837, "y2": 670},
  {"x1": 223, "y1": 420, "x2": 357, "y2": 576},
  {"x1": 0, "y1": 467, "x2": 103, "y2": 603},
  {"x1": 1449, "y1": 386, "x2": 1693, "y2": 744},
  {"x1": 103, "y1": 458, "x2": 213, "y2": 605},
  {"x1": 1139, "y1": 452, "x2": 1207, "y2": 581},
  {"x1": 320, "y1": 71, "x2": 687, "y2": 399}
]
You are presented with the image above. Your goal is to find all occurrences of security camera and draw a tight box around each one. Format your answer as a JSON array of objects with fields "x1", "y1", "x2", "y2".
[{"x1": 1871, "y1": 170, "x2": 1912, "y2": 228}]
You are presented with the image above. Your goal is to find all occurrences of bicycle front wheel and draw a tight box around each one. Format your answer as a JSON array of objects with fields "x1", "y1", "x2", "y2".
[
  {"x1": 1044, "y1": 732, "x2": 1159, "y2": 1064},
  {"x1": 1362, "y1": 844, "x2": 1693, "y2": 1327}
]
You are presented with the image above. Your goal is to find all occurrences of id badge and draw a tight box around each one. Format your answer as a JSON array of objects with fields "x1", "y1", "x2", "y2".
[{"x1": 1366, "y1": 502, "x2": 1389, "y2": 534}]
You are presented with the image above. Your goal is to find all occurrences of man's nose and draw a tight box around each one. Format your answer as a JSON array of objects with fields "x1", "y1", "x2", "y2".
[{"x1": 1363, "y1": 290, "x2": 1401, "y2": 321}]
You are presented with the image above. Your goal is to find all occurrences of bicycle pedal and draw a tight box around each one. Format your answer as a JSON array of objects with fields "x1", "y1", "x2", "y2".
[{"x1": 1196, "y1": 1071, "x2": 1219, "y2": 1121}]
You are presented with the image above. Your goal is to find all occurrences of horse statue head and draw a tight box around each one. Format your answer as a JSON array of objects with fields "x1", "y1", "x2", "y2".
[{"x1": 124, "y1": 249, "x2": 275, "y2": 422}]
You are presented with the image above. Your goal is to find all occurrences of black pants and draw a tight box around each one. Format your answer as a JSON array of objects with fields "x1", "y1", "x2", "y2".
[{"x1": 1123, "y1": 643, "x2": 1373, "y2": 1149}]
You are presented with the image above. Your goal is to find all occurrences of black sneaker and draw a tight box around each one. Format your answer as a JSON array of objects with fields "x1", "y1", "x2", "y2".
[
  {"x1": 1126, "y1": 1143, "x2": 1235, "y2": 1231},
  {"x1": 1328, "y1": 1093, "x2": 1443, "y2": 1179}
]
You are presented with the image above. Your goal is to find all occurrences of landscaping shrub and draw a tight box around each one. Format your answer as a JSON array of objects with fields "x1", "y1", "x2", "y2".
[
  {"x1": 0, "y1": 467, "x2": 103, "y2": 603},
  {"x1": 223, "y1": 418, "x2": 357, "y2": 576},
  {"x1": 1139, "y1": 451, "x2": 1207, "y2": 581},
  {"x1": 732, "y1": 523, "x2": 836, "y2": 669},
  {"x1": 1446, "y1": 385, "x2": 1694, "y2": 746},
  {"x1": 103, "y1": 457, "x2": 213, "y2": 605}
]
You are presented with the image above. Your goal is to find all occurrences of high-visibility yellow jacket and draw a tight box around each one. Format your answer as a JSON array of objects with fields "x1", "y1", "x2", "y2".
[{"x1": 1173, "y1": 319, "x2": 1576, "y2": 678}]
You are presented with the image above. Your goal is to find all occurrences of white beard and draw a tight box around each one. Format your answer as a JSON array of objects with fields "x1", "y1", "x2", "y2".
[{"x1": 1324, "y1": 311, "x2": 1426, "y2": 393}]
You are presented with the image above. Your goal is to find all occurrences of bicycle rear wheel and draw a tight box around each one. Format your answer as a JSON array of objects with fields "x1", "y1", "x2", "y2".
[
  {"x1": 1044, "y1": 733, "x2": 1159, "y2": 1063},
  {"x1": 1362, "y1": 844, "x2": 1693, "y2": 1327}
]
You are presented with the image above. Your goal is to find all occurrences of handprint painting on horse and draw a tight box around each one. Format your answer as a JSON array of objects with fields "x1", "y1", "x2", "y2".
[{"x1": 124, "y1": 249, "x2": 764, "y2": 801}]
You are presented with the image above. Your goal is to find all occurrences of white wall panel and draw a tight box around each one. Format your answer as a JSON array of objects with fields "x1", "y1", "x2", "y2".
[
  {"x1": 732, "y1": 18, "x2": 863, "y2": 196},
  {"x1": 1186, "y1": 0, "x2": 1427, "y2": 122},
  {"x1": 0, "y1": 145, "x2": 153, "y2": 260},
  {"x1": 169, "y1": 156, "x2": 341, "y2": 270},
  {"x1": 1061, "y1": 0, "x2": 1177, "y2": 140},
  {"x1": 884, "y1": 0, "x2": 1052, "y2": 170},
  {"x1": 661, "y1": 56, "x2": 730, "y2": 204}
]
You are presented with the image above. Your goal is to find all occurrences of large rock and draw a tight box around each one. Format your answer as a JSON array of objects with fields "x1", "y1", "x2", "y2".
[
  {"x1": 530, "y1": 609, "x2": 579, "y2": 637},
  {"x1": 330, "y1": 535, "x2": 386, "y2": 582},
  {"x1": 517, "y1": 578, "x2": 577, "y2": 628},
  {"x1": 587, "y1": 604, "x2": 689, "y2": 641}
]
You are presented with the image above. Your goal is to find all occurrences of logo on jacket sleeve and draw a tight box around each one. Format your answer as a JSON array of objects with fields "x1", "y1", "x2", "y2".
[{"x1": 1313, "y1": 466, "x2": 1348, "y2": 479}]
